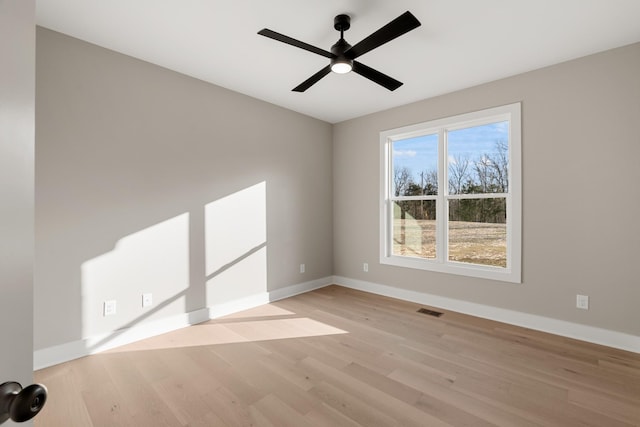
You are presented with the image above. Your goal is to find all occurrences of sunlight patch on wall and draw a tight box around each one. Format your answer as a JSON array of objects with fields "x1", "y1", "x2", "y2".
[
  {"x1": 205, "y1": 182, "x2": 267, "y2": 305},
  {"x1": 81, "y1": 213, "x2": 190, "y2": 338}
]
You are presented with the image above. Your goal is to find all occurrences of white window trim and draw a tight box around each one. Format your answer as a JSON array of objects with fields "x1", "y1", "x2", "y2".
[{"x1": 379, "y1": 102, "x2": 522, "y2": 283}]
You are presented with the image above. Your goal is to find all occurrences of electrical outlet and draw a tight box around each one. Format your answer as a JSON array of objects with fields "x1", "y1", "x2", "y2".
[
  {"x1": 142, "y1": 293, "x2": 153, "y2": 308},
  {"x1": 363, "y1": 263, "x2": 369, "y2": 272},
  {"x1": 104, "y1": 300, "x2": 117, "y2": 316},
  {"x1": 576, "y1": 294, "x2": 589, "y2": 310},
  {"x1": 300, "y1": 263, "x2": 305, "y2": 273}
]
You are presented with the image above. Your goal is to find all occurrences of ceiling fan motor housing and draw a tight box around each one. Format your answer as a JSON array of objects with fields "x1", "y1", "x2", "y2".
[{"x1": 330, "y1": 38, "x2": 353, "y2": 72}]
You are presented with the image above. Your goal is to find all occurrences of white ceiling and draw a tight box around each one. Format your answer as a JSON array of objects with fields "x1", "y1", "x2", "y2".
[{"x1": 36, "y1": 0, "x2": 640, "y2": 123}]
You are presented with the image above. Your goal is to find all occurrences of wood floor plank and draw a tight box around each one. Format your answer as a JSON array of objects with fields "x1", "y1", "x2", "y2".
[
  {"x1": 35, "y1": 285, "x2": 640, "y2": 427},
  {"x1": 389, "y1": 368, "x2": 541, "y2": 427},
  {"x1": 32, "y1": 364, "x2": 94, "y2": 427},
  {"x1": 341, "y1": 362, "x2": 422, "y2": 406},
  {"x1": 307, "y1": 380, "x2": 403, "y2": 427},
  {"x1": 304, "y1": 402, "x2": 364, "y2": 427},
  {"x1": 100, "y1": 353, "x2": 183, "y2": 427},
  {"x1": 256, "y1": 351, "x2": 317, "y2": 391},
  {"x1": 199, "y1": 386, "x2": 257, "y2": 427},
  {"x1": 299, "y1": 356, "x2": 453, "y2": 427},
  {"x1": 251, "y1": 394, "x2": 309, "y2": 427},
  {"x1": 568, "y1": 388, "x2": 640, "y2": 425},
  {"x1": 236, "y1": 354, "x2": 322, "y2": 416},
  {"x1": 150, "y1": 374, "x2": 214, "y2": 425}
]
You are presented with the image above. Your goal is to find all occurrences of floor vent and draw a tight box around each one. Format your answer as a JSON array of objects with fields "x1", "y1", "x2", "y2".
[{"x1": 417, "y1": 308, "x2": 443, "y2": 317}]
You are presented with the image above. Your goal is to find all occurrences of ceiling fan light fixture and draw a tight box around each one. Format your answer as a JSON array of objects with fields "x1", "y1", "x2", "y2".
[{"x1": 330, "y1": 58, "x2": 353, "y2": 74}]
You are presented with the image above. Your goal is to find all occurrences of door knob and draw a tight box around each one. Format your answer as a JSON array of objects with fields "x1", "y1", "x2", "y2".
[{"x1": 0, "y1": 382, "x2": 47, "y2": 424}]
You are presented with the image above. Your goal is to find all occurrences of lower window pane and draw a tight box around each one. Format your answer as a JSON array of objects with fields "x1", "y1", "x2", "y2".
[
  {"x1": 393, "y1": 200, "x2": 436, "y2": 259},
  {"x1": 448, "y1": 198, "x2": 507, "y2": 267}
]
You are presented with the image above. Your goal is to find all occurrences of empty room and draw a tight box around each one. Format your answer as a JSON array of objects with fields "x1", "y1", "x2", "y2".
[{"x1": 1, "y1": 1, "x2": 639, "y2": 426}]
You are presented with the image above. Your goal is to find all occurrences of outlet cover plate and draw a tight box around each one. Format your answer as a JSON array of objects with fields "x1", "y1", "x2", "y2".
[
  {"x1": 104, "y1": 300, "x2": 117, "y2": 316},
  {"x1": 142, "y1": 293, "x2": 153, "y2": 308},
  {"x1": 576, "y1": 294, "x2": 589, "y2": 310}
]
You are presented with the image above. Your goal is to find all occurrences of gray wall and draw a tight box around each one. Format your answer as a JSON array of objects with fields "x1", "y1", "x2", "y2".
[
  {"x1": 35, "y1": 28, "x2": 333, "y2": 350},
  {"x1": 333, "y1": 42, "x2": 640, "y2": 336},
  {"x1": 0, "y1": 1, "x2": 35, "y2": 425}
]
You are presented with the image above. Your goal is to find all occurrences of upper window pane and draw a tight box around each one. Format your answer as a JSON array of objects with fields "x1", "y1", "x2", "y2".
[
  {"x1": 392, "y1": 134, "x2": 438, "y2": 197},
  {"x1": 447, "y1": 121, "x2": 509, "y2": 195}
]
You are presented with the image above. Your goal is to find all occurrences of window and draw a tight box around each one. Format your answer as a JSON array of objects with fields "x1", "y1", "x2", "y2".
[{"x1": 380, "y1": 103, "x2": 521, "y2": 283}]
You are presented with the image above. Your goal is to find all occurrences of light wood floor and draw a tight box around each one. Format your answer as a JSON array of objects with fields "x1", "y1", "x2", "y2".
[{"x1": 35, "y1": 285, "x2": 640, "y2": 426}]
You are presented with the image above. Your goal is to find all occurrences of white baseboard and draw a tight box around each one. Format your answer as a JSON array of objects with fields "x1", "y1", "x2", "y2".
[
  {"x1": 35, "y1": 274, "x2": 636, "y2": 370},
  {"x1": 33, "y1": 308, "x2": 211, "y2": 370},
  {"x1": 268, "y1": 276, "x2": 332, "y2": 302},
  {"x1": 206, "y1": 276, "x2": 332, "y2": 319},
  {"x1": 34, "y1": 276, "x2": 333, "y2": 370},
  {"x1": 333, "y1": 276, "x2": 640, "y2": 354}
]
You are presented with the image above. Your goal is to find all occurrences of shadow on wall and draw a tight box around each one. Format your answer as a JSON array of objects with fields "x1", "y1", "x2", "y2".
[{"x1": 79, "y1": 181, "x2": 267, "y2": 354}]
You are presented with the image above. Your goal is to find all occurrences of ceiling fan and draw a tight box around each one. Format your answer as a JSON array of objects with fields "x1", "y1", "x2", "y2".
[{"x1": 258, "y1": 11, "x2": 421, "y2": 92}]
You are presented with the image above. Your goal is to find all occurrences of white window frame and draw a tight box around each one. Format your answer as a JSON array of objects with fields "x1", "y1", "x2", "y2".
[{"x1": 379, "y1": 103, "x2": 521, "y2": 283}]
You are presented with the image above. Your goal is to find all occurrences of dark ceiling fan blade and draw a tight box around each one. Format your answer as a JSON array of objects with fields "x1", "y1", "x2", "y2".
[
  {"x1": 292, "y1": 65, "x2": 332, "y2": 92},
  {"x1": 352, "y1": 61, "x2": 403, "y2": 91},
  {"x1": 258, "y1": 29, "x2": 335, "y2": 59},
  {"x1": 346, "y1": 11, "x2": 421, "y2": 59}
]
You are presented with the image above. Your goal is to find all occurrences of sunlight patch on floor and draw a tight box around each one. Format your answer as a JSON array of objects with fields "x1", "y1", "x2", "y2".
[
  {"x1": 219, "y1": 304, "x2": 295, "y2": 320},
  {"x1": 105, "y1": 317, "x2": 347, "y2": 353}
]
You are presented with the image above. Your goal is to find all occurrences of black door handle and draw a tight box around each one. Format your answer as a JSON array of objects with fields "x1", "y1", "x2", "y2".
[{"x1": 0, "y1": 382, "x2": 47, "y2": 424}]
